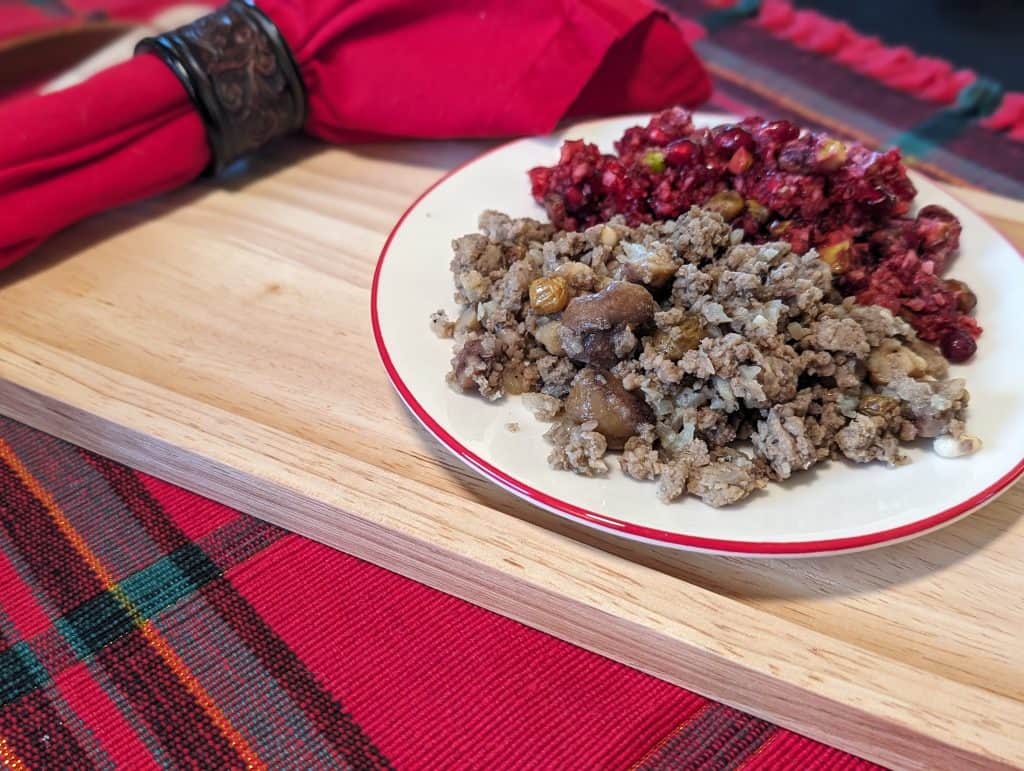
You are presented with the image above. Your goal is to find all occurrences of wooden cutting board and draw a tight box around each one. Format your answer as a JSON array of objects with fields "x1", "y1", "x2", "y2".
[{"x1": 1, "y1": 137, "x2": 1022, "y2": 770}]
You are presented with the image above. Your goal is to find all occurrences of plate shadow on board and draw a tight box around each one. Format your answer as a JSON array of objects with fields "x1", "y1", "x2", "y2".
[{"x1": 388, "y1": 388, "x2": 1022, "y2": 600}]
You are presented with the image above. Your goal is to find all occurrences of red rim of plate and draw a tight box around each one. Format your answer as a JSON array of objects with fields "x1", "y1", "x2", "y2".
[{"x1": 370, "y1": 137, "x2": 1024, "y2": 555}]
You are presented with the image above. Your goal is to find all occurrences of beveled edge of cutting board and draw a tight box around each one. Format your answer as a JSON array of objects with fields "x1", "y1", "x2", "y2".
[{"x1": 0, "y1": 333, "x2": 1020, "y2": 770}]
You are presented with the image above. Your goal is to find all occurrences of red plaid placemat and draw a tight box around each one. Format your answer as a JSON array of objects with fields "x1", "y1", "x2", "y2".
[{"x1": 0, "y1": 416, "x2": 881, "y2": 768}]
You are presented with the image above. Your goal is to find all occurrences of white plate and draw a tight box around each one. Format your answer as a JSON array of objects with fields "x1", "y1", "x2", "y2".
[{"x1": 372, "y1": 113, "x2": 1024, "y2": 556}]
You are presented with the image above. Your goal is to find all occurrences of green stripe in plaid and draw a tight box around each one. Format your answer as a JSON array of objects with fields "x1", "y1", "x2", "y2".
[
  {"x1": 128, "y1": 544, "x2": 216, "y2": 617},
  {"x1": 56, "y1": 594, "x2": 133, "y2": 662},
  {"x1": 54, "y1": 545, "x2": 219, "y2": 660},
  {"x1": 0, "y1": 419, "x2": 392, "y2": 769},
  {"x1": 0, "y1": 642, "x2": 46, "y2": 705},
  {"x1": 81, "y1": 450, "x2": 392, "y2": 768},
  {"x1": 7, "y1": 520, "x2": 277, "y2": 671}
]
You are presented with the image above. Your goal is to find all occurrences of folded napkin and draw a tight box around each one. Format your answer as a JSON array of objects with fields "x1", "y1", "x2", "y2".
[{"x1": 0, "y1": 0, "x2": 710, "y2": 268}]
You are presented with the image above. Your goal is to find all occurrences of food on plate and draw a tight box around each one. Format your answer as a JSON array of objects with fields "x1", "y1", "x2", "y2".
[
  {"x1": 528, "y1": 108, "x2": 980, "y2": 361},
  {"x1": 432, "y1": 208, "x2": 980, "y2": 507}
]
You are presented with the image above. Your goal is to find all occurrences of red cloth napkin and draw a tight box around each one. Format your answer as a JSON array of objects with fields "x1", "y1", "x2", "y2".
[{"x1": 0, "y1": 0, "x2": 710, "y2": 268}]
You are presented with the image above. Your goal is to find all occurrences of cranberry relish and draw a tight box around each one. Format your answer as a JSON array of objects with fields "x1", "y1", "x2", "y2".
[{"x1": 528, "y1": 108, "x2": 980, "y2": 362}]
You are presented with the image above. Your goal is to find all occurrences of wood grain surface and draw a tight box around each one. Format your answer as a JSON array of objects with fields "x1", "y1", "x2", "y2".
[{"x1": 0, "y1": 137, "x2": 1021, "y2": 770}]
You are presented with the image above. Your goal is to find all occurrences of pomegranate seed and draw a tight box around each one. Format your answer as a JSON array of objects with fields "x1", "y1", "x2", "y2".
[
  {"x1": 564, "y1": 187, "x2": 584, "y2": 208},
  {"x1": 571, "y1": 162, "x2": 592, "y2": 183},
  {"x1": 665, "y1": 140, "x2": 700, "y2": 167},
  {"x1": 558, "y1": 140, "x2": 582, "y2": 164},
  {"x1": 528, "y1": 167, "x2": 551, "y2": 197},
  {"x1": 712, "y1": 126, "x2": 755, "y2": 157},
  {"x1": 646, "y1": 127, "x2": 669, "y2": 145},
  {"x1": 761, "y1": 120, "x2": 799, "y2": 143},
  {"x1": 940, "y1": 328, "x2": 977, "y2": 363},
  {"x1": 601, "y1": 167, "x2": 624, "y2": 195}
]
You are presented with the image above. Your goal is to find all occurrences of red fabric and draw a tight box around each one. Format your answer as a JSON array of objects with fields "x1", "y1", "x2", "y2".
[
  {"x1": 0, "y1": 55, "x2": 209, "y2": 266},
  {"x1": 741, "y1": 728, "x2": 878, "y2": 769},
  {"x1": 141, "y1": 473, "x2": 238, "y2": 540},
  {"x1": 0, "y1": 0, "x2": 710, "y2": 270},
  {"x1": 753, "y1": 0, "x2": 975, "y2": 105},
  {"x1": 739, "y1": 0, "x2": 1023, "y2": 142},
  {"x1": 0, "y1": 543, "x2": 51, "y2": 638},
  {"x1": 230, "y1": 536, "x2": 707, "y2": 768},
  {"x1": 54, "y1": 664, "x2": 161, "y2": 771},
  {"x1": 0, "y1": 4, "x2": 49, "y2": 46},
  {"x1": 0, "y1": 416, "x2": 883, "y2": 768},
  {"x1": 983, "y1": 92, "x2": 1024, "y2": 141}
]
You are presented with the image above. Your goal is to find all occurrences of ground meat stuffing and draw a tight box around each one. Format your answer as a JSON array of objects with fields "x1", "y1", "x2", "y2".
[
  {"x1": 686, "y1": 450, "x2": 766, "y2": 508},
  {"x1": 620, "y1": 424, "x2": 661, "y2": 480},
  {"x1": 436, "y1": 208, "x2": 980, "y2": 508},
  {"x1": 522, "y1": 393, "x2": 563, "y2": 421},
  {"x1": 545, "y1": 420, "x2": 608, "y2": 476}
]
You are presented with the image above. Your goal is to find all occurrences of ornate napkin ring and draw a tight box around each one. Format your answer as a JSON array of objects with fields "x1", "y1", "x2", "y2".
[{"x1": 136, "y1": 0, "x2": 306, "y2": 175}]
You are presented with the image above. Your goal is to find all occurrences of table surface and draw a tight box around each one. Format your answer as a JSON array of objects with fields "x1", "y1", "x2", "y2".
[{"x1": 0, "y1": 136, "x2": 1022, "y2": 770}]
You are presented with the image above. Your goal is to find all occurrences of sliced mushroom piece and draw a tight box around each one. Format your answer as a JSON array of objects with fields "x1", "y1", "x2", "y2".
[
  {"x1": 564, "y1": 368, "x2": 654, "y2": 449},
  {"x1": 560, "y1": 281, "x2": 658, "y2": 335},
  {"x1": 573, "y1": 332, "x2": 618, "y2": 369},
  {"x1": 558, "y1": 282, "x2": 659, "y2": 368}
]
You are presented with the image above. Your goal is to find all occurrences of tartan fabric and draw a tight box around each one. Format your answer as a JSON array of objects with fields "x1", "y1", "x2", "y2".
[
  {"x1": 665, "y1": 0, "x2": 1024, "y2": 198},
  {"x1": 0, "y1": 416, "x2": 884, "y2": 768}
]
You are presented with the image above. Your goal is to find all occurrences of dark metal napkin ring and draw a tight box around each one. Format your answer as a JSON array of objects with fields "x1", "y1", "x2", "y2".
[{"x1": 136, "y1": 0, "x2": 306, "y2": 175}]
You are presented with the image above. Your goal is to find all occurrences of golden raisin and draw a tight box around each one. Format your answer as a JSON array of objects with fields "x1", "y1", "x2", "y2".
[
  {"x1": 943, "y1": 278, "x2": 977, "y2": 313},
  {"x1": 651, "y1": 314, "x2": 704, "y2": 358},
  {"x1": 858, "y1": 394, "x2": 900, "y2": 418},
  {"x1": 706, "y1": 190, "x2": 744, "y2": 221},
  {"x1": 769, "y1": 219, "x2": 792, "y2": 238},
  {"x1": 818, "y1": 240, "x2": 851, "y2": 273},
  {"x1": 529, "y1": 276, "x2": 569, "y2": 315},
  {"x1": 746, "y1": 198, "x2": 770, "y2": 224}
]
